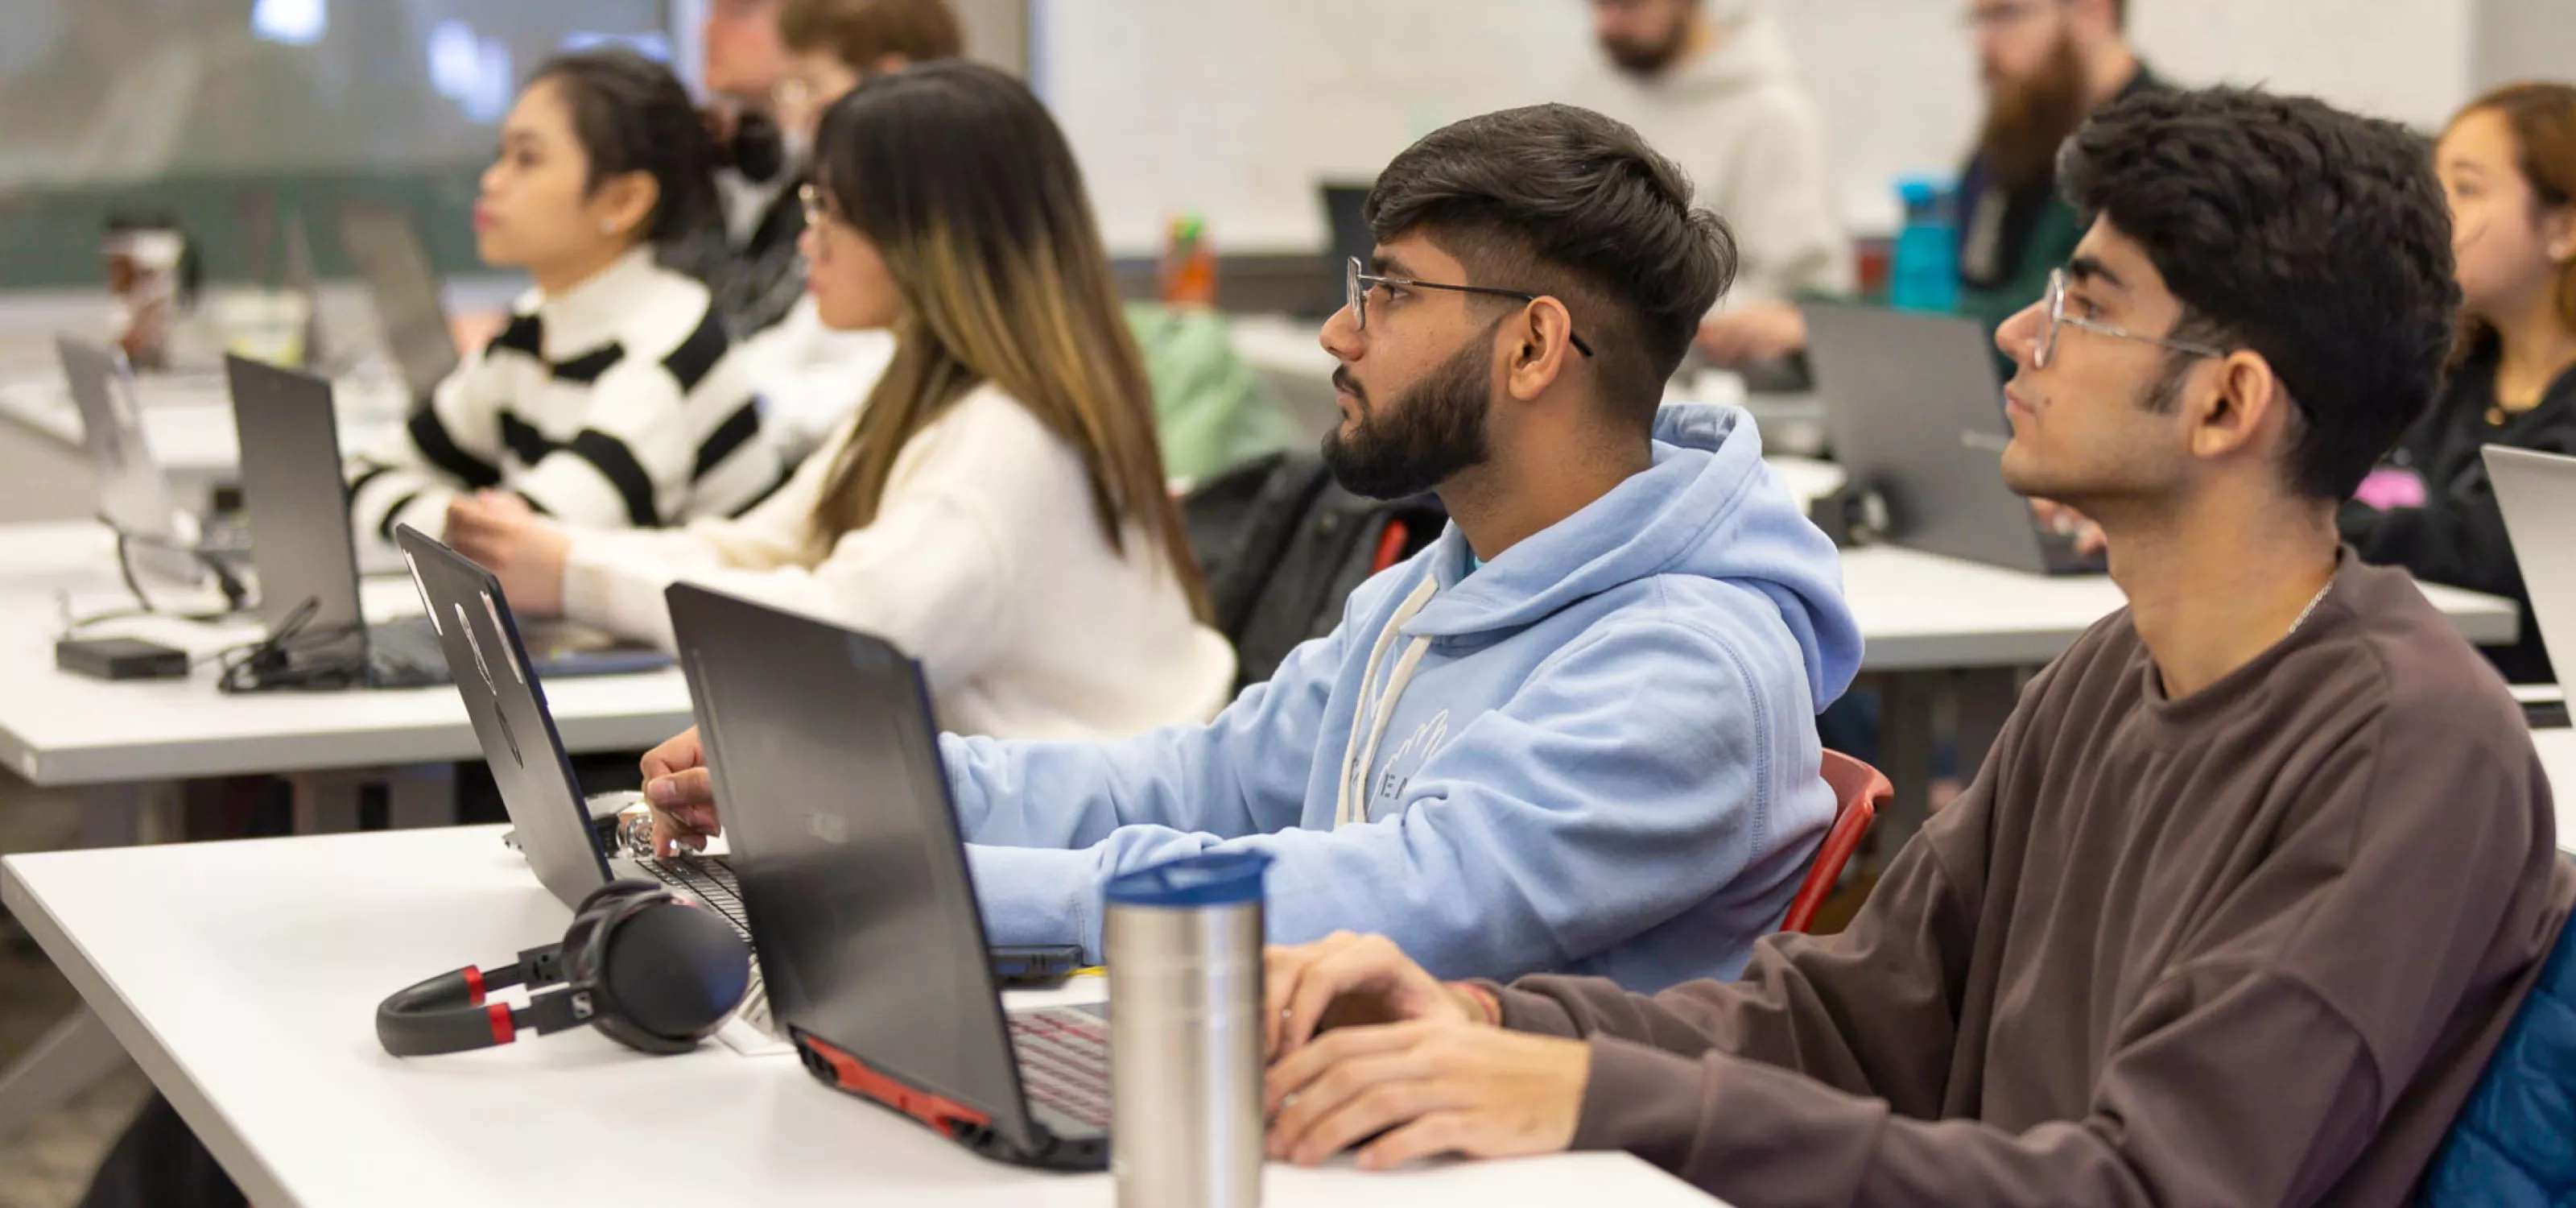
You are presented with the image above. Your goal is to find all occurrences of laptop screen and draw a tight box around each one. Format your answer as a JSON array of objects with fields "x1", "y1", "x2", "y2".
[
  {"x1": 666, "y1": 584, "x2": 1036, "y2": 1151},
  {"x1": 395, "y1": 526, "x2": 614, "y2": 908},
  {"x1": 56, "y1": 336, "x2": 191, "y2": 550},
  {"x1": 225, "y1": 355, "x2": 369, "y2": 659},
  {"x1": 336, "y1": 205, "x2": 461, "y2": 400}
]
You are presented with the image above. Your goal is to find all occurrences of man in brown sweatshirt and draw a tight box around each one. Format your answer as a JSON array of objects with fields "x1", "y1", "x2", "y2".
[{"x1": 1258, "y1": 87, "x2": 2576, "y2": 1207}]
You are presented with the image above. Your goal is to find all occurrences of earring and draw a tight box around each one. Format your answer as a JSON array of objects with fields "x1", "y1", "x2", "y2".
[{"x1": 601, "y1": 220, "x2": 617, "y2": 235}]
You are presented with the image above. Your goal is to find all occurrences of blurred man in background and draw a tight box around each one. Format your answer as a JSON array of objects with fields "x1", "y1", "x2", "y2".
[
  {"x1": 1565, "y1": 0, "x2": 1852, "y2": 366},
  {"x1": 1699, "y1": 0, "x2": 2161, "y2": 364}
]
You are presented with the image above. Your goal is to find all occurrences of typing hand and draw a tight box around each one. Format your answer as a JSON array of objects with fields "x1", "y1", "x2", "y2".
[
  {"x1": 444, "y1": 492, "x2": 572, "y2": 614},
  {"x1": 1264, "y1": 1018, "x2": 1590, "y2": 1170},
  {"x1": 2029, "y1": 498, "x2": 2107, "y2": 556},
  {"x1": 1694, "y1": 301, "x2": 1809, "y2": 367},
  {"x1": 642, "y1": 726, "x2": 722, "y2": 856},
  {"x1": 1264, "y1": 932, "x2": 1487, "y2": 1062}
]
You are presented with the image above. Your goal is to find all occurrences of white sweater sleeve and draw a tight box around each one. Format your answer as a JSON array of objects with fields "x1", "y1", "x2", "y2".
[{"x1": 558, "y1": 400, "x2": 1030, "y2": 695}]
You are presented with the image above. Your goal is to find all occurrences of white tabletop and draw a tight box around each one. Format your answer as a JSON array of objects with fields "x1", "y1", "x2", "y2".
[
  {"x1": 0, "y1": 827, "x2": 1721, "y2": 1208},
  {"x1": 1757, "y1": 457, "x2": 2519, "y2": 671},
  {"x1": 0, "y1": 523, "x2": 690, "y2": 786},
  {"x1": 2531, "y1": 727, "x2": 2576, "y2": 857}
]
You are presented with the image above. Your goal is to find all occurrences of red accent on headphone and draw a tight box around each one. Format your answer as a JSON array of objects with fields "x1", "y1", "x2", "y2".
[
  {"x1": 461, "y1": 966, "x2": 486, "y2": 1007},
  {"x1": 486, "y1": 1003, "x2": 516, "y2": 1045},
  {"x1": 800, "y1": 1034, "x2": 990, "y2": 1138}
]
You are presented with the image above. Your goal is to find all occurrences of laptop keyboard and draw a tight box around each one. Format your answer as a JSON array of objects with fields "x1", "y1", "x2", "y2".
[
  {"x1": 638, "y1": 854, "x2": 751, "y2": 937},
  {"x1": 1009, "y1": 1007, "x2": 1112, "y2": 1128}
]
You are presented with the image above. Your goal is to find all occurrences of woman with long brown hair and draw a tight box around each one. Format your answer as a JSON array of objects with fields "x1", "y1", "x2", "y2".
[
  {"x1": 2343, "y1": 81, "x2": 2576, "y2": 683},
  {"x1": 449, "y1": 60, "x2": 1233, "y2": 738}
]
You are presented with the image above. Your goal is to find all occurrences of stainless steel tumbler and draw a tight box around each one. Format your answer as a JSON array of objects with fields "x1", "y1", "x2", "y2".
[{"x1": 1104, "y1": 850, "x2": 1269, "y2": 1208}]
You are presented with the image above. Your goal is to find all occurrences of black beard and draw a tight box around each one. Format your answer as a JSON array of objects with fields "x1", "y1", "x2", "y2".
[{"x1": 1321, "y1": 337, "x2": 1492, "y2": 500}]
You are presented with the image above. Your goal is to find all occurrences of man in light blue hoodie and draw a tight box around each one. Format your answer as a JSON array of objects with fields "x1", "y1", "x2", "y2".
[{"x1": 641, "y1": 103, "x2": 1860, "y2": 991}]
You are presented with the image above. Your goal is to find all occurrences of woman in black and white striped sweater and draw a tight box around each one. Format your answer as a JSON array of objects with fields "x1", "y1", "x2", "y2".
[{"x1": 348, "y1": 50, "x2": 780, "y2": 544}]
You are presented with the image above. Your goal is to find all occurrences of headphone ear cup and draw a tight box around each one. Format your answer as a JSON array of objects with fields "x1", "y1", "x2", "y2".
[{"x1": 572, "y1": 898, "x2": 749, "y2": 1054}]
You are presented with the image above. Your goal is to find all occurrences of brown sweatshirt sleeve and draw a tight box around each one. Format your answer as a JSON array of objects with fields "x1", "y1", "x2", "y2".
[
  {"x1": 1488, "y1": 685, "x2": 2553, "y2": 1208},
  {"x1": 1488, "y1": 799, "x2": 1984, "y2": 1120}
]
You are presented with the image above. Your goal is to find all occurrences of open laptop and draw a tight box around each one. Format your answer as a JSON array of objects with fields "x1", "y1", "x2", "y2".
[
  {"x1": 225, "y1": 355, "x2": 667, "y2": 688},
  {"x1": 1802, "y1": 302, "x2": 2104, "y2": 575},
  {"x1": 56, "y1": 336, "x2": 208, "y2": 586},
  {"x1": 394, "y1": 524, "x2": 749, "y2": 928},
  {"x1": 2484, "y1": 445, "x2": 2576, "y2": 691},
  {"x1": 667, "y1": 582, "x2": 1112, "y2": 1170},
  {"x1": 336, "y1": 204, "x2": 461, "y2": 400}
]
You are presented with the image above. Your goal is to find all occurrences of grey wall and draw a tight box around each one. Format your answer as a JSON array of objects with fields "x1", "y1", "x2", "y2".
[{"x1": 2475, "y1": 0, "x2": 2576, "y2": 92}]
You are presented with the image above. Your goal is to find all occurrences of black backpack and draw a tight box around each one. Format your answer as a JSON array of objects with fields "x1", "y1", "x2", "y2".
[{"x1": 1182, "y1": 451, "x2": 1447, "y2": 691}]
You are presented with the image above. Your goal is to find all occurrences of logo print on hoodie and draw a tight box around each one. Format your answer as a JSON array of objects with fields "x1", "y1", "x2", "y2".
[{"x1": 1373, "y1": 709, "x2": 1451, "y2": 810}]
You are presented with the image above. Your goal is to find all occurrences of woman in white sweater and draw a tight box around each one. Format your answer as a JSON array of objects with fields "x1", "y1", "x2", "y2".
[
  {"x1": 353, "y1": 50, "x2": 780, "y2": 543},
  {"x1": 447, "y1": 61, "x2": 1235, "y2": 740}
]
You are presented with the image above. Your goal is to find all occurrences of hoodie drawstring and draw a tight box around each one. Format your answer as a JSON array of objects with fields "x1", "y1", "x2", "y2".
[{"x1": 1335, "y1": 574, "x2": 1439, "y2": 828}]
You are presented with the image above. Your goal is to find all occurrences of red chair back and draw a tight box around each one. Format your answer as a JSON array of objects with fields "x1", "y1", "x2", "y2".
[{"x1": 1780, "y1": 751, "x2": 1893, "y2": 933}]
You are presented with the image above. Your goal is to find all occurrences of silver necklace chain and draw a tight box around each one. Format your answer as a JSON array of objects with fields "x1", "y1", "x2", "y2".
[{"x1": 2286, "y1": 579, "x2": 2335, "y2": 639}]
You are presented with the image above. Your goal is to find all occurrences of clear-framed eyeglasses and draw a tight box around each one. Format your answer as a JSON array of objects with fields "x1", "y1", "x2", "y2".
[{"x1": 2033, "y1": 267, "x2": 2227, "y2": 370}]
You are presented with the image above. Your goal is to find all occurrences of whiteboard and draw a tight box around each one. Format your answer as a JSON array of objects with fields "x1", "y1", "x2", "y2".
[{"x1": 1035, "y1": 0, "x2": 2475, "y2": 256}]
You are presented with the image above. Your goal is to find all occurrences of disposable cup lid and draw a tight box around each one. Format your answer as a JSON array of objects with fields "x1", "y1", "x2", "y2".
[{"x1": 1104, "y1": 850, "x2": 1269, "y2": 908}]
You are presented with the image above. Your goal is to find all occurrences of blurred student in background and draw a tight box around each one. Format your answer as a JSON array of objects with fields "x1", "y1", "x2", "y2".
[
  {"x1": 682, "y1": 0, "x2": 810, "y2": 337},
  {"x1": 1701, "y1": 0, "x2": 2162, "y2": 364},
  {"x1": 446, "y1": 62, "x2": 1234, "y2": 742},
  {"x1": 733, "y1": 0, "x2": 965, "y2": 462},
  {"x1": 760, "y1": 0, "x2": 1294, "y2": 479},
  {"x1": 2345, "y1": 83, "x2": 2576, "y2": 685},
  {"x1": 348, "y1": 50, "x2": 778, "y2": 543},
  {"x1": 1567, "y1": 0, "x2": 1850, "y2": 367}
]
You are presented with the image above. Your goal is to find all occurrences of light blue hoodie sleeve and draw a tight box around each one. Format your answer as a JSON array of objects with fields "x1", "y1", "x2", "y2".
[
  {"x1": 966, "y1": 614, "x2": 1798, "y2": 980},
  {"x1": 939, "y1": 614, "x2": 1352, "y2": 849}
]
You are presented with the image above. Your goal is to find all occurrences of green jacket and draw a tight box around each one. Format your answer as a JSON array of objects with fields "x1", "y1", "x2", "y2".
[{"x1": 1126, "y1": 302, "x2": 1298, "y2": 482}]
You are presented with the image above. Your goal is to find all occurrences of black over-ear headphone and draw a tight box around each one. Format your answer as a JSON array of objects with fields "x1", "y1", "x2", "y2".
[{"x1": 376, "y1": 881, "x2": 750, "y2": 1057}]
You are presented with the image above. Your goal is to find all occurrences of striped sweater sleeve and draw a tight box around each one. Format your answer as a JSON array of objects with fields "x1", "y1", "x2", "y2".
[{"x1": 347, "y1": 332, "x2": 515, "y2": 543}]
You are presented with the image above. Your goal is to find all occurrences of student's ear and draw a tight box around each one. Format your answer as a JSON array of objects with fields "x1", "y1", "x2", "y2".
[
  {"x1": 2542, "y1": 202, "x2": 2576, "y2": 267},
  {"x1": 2187, "y1": 349, "x2": 2285, "y2": 463},
  {"x1": 1501, "y1": 297, "x2": 1579, "y2": 403},
  {"x1": 591, "y1": 171, "x2": 661, "y2": 242}
]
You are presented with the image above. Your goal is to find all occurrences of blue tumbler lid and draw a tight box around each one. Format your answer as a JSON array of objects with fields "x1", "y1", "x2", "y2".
[{"x1": 1103, "y1": 850, "x2": 1271, "y2": 908}]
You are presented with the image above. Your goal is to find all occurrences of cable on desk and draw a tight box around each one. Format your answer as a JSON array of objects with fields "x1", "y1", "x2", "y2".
[{"x1": 214, "y1": 597, "x2": 370, "y2": 693}]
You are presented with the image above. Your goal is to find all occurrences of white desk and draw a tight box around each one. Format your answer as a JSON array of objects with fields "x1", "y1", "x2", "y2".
[
  {"x1": 0, "y1": 521, "x2": 693, "y2": 1144},
  {"x1": 0, "y1": 523, "x2": 692, "y2": 794},
  {"x1": 2531, "y1": 727, "x2": 2576, "y2": 857},
  {"x1": 0, "y1": 827, "x2": 1722, "y2": 1208}
]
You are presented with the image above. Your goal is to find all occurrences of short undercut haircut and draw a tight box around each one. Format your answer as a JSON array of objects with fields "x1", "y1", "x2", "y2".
[{"x1": 1365, "y1": 104, "x2": 1737, "y2": 428}]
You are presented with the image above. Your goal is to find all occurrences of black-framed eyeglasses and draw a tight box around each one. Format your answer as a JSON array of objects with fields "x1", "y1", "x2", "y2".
[
  {"x1": 2033, "y1": 267, "x2": 2227, "y2": 370},
  {"x1": 1346, "y1": 256, "x2": 1596, "y2": 358}
]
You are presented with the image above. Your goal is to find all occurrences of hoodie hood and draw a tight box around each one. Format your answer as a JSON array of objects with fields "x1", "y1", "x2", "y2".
[
  {"x1": 1633, "y1": 5, "x2": 1803, "y2": 103},
  {"x1": 1404, "y1": 402, "x2": 1860, "y2": 707}
]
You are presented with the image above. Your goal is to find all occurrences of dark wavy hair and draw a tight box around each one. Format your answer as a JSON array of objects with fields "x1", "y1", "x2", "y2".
[
  {"x1": 2060, "y1": 87, "x2": 2460, "y2": 500},
  {"x1": 1364, "y1": 103, "x2": 1738, "y2": 428}
]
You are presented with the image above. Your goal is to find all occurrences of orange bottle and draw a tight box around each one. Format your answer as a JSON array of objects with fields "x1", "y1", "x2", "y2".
[{"x1": 1160, "y1": 213, "x2": 1218, "y2": 308}]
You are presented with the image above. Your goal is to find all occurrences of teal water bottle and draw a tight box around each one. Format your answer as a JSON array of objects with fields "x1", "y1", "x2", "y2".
[{"x1": 1888, "y1": 176, "x2": 1959, "y2": 312}]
